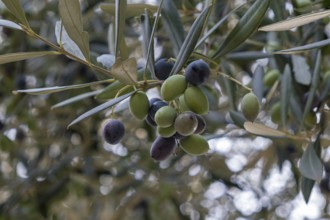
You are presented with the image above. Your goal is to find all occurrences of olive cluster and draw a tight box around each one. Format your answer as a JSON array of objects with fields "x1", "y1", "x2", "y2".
[{"x1": 102, "y1": 59, "x2": 211, "y2": 161}]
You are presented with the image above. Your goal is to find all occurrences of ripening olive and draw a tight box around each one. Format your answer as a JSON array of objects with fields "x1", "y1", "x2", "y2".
[
  {"x1": 240, "y1": 93, "x2": 260, "y2": 122},
  {"x1": 263, "y1": 69, "x2": 280, "y2": 88},
  {"x1": 179, "y1": 134, "x2": 209, "y2": 156},
  {"x1": 174, "y1": 112, "x2": 198, "y2": 136},
  {"x1": 184, "y1": 86, "x2": 209, "y2": 115},
  {"x1": 161, "y1": 75, "x2": 187, "y2": 101},
  {"x1": 154, "y1": 58, "x2": 175, "y2": 80},
  {"x1": 157, "y1": 125, "x2": 176, "y2": 138},
  {"x1": 150, "y1": 136, "x2": 176, "y2": 161},
  {"x1": 155, "y1": 106, "x2": 177, "y2": 128},
  {"x1": 194, "y1": 114, "x2": 206, "y2": 134},
  {"x1": 103, "y1": 119, "x2": 125, "y2": 145},
  {"x1": 129, "y1": 91, "x2": 149, "y2": 120},
  {"x1": 184, "y1": 59, "x2": 210, "y2": 86}
]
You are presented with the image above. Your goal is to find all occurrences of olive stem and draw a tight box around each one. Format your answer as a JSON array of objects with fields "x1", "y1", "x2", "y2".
[{"x1": 217, "y1": 71, "x2": 252, "y2": 92}]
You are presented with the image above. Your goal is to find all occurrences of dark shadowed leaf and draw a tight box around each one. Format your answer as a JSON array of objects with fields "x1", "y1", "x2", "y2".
[
  {"x1": 0, "y1": 51, "x2": 59, "y2": 65},
  {"x1": 226, "y1": 51, "x2": 271, "y2": 61},
  {"x1": 252, "y1": 65, "x2": 265, "y2": 103},
  {"x1": 68, "y1": 91, "x2": 135, "y2": 128},
  {"x1": 0, "y1": 19, "x2": 22, "y2": 30},
  {"x1": 301, "y1": 176, "x2": 315, "y2": 203},
  {"x1": 229, "y1": 111, "x2": 246, "y2": 128},
  {"x1": 299, "y1": 142, "x2": 323, "y2": 181},
  {"x1": 100, "y1": 3, "x2": 158, "y2": 17},
  {"x1": 111, "y1": 58, "x2": 138, "y2": 85},
  {"x1": 212, "y1": 0, "x2": 271, "y2": 59},
  {"x1": 2, "y1": 0, "x2": 30, "y2": 27},
  {"x1": 244, "y1": 122, "x2": 287, "y2": 137},
  {"x1": 114, "y1": 0, "x2": 127, "y2": 58},
  {"x1": 280, "y1": 65, "x2": 292, "y2": 127},
  {"x1": 52, "y1": 90, "x2": 101, "y2": 109},
  {"x1": 14, "y1": 80, "x2": 110, "y2": 95},
  {"x1": 97, "y1": 54, "x2": 116, "y2": 69},
  {"x1": 170, "y1": 6, "x2": 212, "y2": 75},
  {"x1": 55, "y1": 21, "x2": 85, "y2": 61},
  {"x1": 302, "y1": 50, "x2": 321, "y2": 124},
  {"x1": 292, "y1": 55, "x2": 311, "y2": 86},
  {"x1": 161, "y1": 0, "x2": 185, "y2": 55},
  {"x1": 275, "y1": 38, "x2": 330, "y2": 54},
  {"x1": 59, "y1": 0, "x2": 90, "y2": 61},
  {"x1": 259, "y1": 9, "x2": 330, "y2": 32},
  {"x1": 141, "y1": 9, "x2": 155, "y2": 78}
]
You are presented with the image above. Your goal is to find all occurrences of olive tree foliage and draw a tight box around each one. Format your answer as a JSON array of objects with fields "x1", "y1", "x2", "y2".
[{"x1": 1, "y1": 0, "x2": 330, "y2": 219}]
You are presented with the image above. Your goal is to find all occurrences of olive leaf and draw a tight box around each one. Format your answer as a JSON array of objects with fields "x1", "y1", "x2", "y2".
[
  {"x1": 114, "y1": 0, "x2": 127, "y2": 59},
  {"x1": 244, "y1": 122, "x2": 287, "y2": 138},
  {"x1": 1, "y1": 0, "x2": 30, "y2": 28},
  {"x1": 299, "y1": 142, "x2": 323, "y2": 181},
  {"x1": 275, "y1": 38, "x2": 330, "y2": 54},
  {"x1": 301, "y1": 176, "x2": 315, "y2": 203},
  {"x1": 259, "y1": 9, "x2": 330, "y2": 32},
  {"x1": 212, "y1": 0, "x2": 271, "y2": 59},
  {"x1": 280, "y1": 65, "x2": 292, "y2": 127},
  {"x1": 111, "y1": 58, "x2": 138, "y2": 85},
  {"x1": 59, "y1": 0, "x2": 90, "y2": 61},
  {"x1": 100, "y1": 3, "x2": 158, "y2": 17},
  {"x1": 67, "y1": 91, "x2": 135, "y2": 128},
  {"x1": 0, "y1": 51, "x2": 59, "y2": 65},
  {"x1": 0, "y1": 19, "x2": 23, "y2": 30},
  {"x1": 52, "y1": 90, "x2": 101, "y2": 109}
]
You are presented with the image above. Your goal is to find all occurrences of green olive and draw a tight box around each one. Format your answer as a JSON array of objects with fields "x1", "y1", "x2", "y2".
[
  {"x1": 263, "y1": 69, "x2": 280, "y2": 88},
  {"x1": 161, "y1": 75, "x2": 187, "y2": 101},
  {"x1": 240, "y1": 93, "x2": 260, "y2": 122},
  {"x1": 154, "y1": 106, "x2": 177, "y2": 128},
  {"x1": 129, "y1": 91, "x2": 149, "y2": 120},
  {"x1": 179, "y1": 134, "x2": 209, "y2": 156},
  {"x1": 184, "y1": 86, "x2": 209, "y2": 115},
  {"x1": 174, "y1": 112, "x2": 198, "y2": 136},
  {"x1": 270, "y1": 102, "x2": 281, "y2": 124},
  {"x1": 157, "y1": 125, "x2": 176, "y2": 137}
]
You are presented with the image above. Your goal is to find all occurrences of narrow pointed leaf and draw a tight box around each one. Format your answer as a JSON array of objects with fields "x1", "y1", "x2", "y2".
[
  {"x1": 0, "y1": 19, "x2": 22, "y2": 30},
  {"x1": 275, "y1": 38, "x2": 330, "y2": 54},
  {"x1": 67, "y1": 91, "x2": 135, "y2": 128},
  {"x1": 302, "y1": 51, "x2": 321, "y2": 124},
  {"x1": 111, "y1": 58, "x2": 138, "y2": 85},
  {"x1": 252, "y1": 65, "x2": 264, "y2": 103},
  {"x1": 14, "y1": 80, "x2": 110, "y2": 95},
  {"x1": 299, "y1": 142, "x2": 323, "y2": 181},
  {"x1": 259, "y1": 9, "x2": 330, "y2": 32},
  {"x1": 2, "y1": 0, "x2": 30, "y2": 27},
  {"x1": 170, "y1": 6, "x2": 212, "y2": 75},
  {"x1": 212, "y1": 0, "x2": 271, "y2": 59},
  {"x1": 100, "y1": 3, "x2": 158, "y2": 17},
  {"x1": 59, "y1": 0, "x2": 90, "y2": 61},
  {"x1": 141, "y1": 9, "x2": 155, "y2": 78},
  {"x1": 115, "y1": 0, "x2": 127, "y2": 58},
  {"x1": 244, "y1": 122, "x2": 287, "y2": 138},
  {"x1": 226, "y1": 51, "x2": 271, "y2": 61},
  {"x1": 301, "y1": 176, "x2": 315, "y2": 203},
  {"x1": 280, "y1": 65, "x2": 292, "y2": 127},
  {"x1": 52, "y1": 90, "x2": 101, "y2": 109},
  {"x1": 161, "y1": 0, "x2": 185, "y2": 55},
  {"x1": 0, "y1": 51, "x2": 59, "y2": 65},
  {"x1": 292, "y1": 55, "x2": 311, "y2": 86}
]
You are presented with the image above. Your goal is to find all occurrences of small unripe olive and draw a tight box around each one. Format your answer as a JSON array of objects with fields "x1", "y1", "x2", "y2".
[
  {"x1": 103, "y1": 119, "x2": 125, "y2": 145},
  {"x1": 304, "y1": 112, "x2": 316, "y2": 128},
  {"x1": 174, "y1": 112, "x2": 198, "y2": 136},
  {"x1": 150, "y1": 136, "x2": 176, "y2": 161},
  {"x1": 154, "y1": 58, "x2": 175, "y2": 80},
  {"x1": 184, "y1": 59, "x2": 210, "y2": 86},
  {"x1": 155, "y1": 106, "x2": 177, "y2": 128},
  {"x1": 240, "y1": 93, "x2": 260, "y2": 122},
  {"x1": 161, "y1": 75, "x2": 187, "y2": 101},
  {"x1": 129, "y1": 91, "x2": 149, "y2": 120},
  {"x1": 270, "y1": 102, "x2": 281, "y2": 124},
  {"x1": 157, "y1": 125, "x2": 176, "y2": 137},
  {"x1": 184, "y1": 86, "x2": 209, "y2": 115},
  {"x1": 179, "y1": 134, "x2": 209, "y2": 156},
  {"x1": 263, "y1": 69, "x2": 280, "y2": 88}
]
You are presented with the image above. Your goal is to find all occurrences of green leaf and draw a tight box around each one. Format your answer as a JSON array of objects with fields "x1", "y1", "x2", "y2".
[
  {"x1": 275, "y1": 38, "x2": 330, "y2": 54},
  {"x1": 59, "y1": 0, "x2": 90, "y2": 61},
  {"x1": 244, "y1": 122, "x2": 288, "y2": 138},
  {"x1": 51, "y1": 90, "x2": 101, "y2": 109},
  {"x1": 259, "y1": 9, "x2": 330, "y2": 32},
  {"x1": 280, "y1": 65, "x2": 292, "y2": 127},
  {"x1": 229, "y1": 111, "x2": 246, "y2": 128},
  {"x1": 67, "y1": 91, "x2": 135, "y2": 128},
  {"x1": 111, "y1": 58, "x2": 138, "y2": 85},
  {"x1": 212, "y1": 0, "x2": 271, "y2": 59},
  {"x1": 55, "y1": 21, "x2": 85, "y2": 61},
  {"x1": 100, "y1": 3, "x2": 158, "y2": 17},
  {"x1": 0, "y1": 51, "x2": 59, "y2": 65},
  {"x1": 115, "y1": 0, "x2": 127, "y2": 59},
  {"x1": 292, "y1": 55, "x2": 311, "y2": 86},
  {"x1": 141, "y1": 9, "x2": 155, "y2": 78},
  {"x1": 14, "y1": 79, "x2": 110, "y2": 95},
  {"x1": 301, "y1": 176, "x2": 315, "y2": 203},
  {"x1": 0, "y1": 19, "x2": 22, "y2": 30},
  {"x1": 96, "y1": 81, "x2": 125, "y2": 100},
  {"x1": 252, "y1": 65, "x2": 265, "y2": 103},
  {"x1": 302, "y1": 50, "x2": 321, "y2": 125},
  {"x1": 170, "y1": 6, "x2": 212, "y2": 75},
  {"x1": 226, "y1": 51, "x2": 272, "y2": 61},
  {"x1": 2, "y1": 0, "x2": 30, "y2": 27},
  {"x1": 161, "y1": 0, "x2": 185, "y2": 55},
  {"x1": 299, "y1": 142, "x2": 323, "y2": 181}
]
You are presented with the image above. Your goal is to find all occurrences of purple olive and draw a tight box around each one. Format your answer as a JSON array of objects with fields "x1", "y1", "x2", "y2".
[
  {"x1": 154, "y1": 58, "x2": 175, "y2": 80},
  {"x1": 150, "y1": 136, "x2": 176, "y2": 161},
  {"x1": 102, "y1": 119, "x2": 125, "y2": 144},
  {"x1": 184, "y1": 59, "x2": 210, "y2": 86}
]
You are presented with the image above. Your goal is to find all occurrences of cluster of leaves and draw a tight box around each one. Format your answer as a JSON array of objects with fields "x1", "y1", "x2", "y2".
[{"x1": 2, "y1": 0, "x2": 330, "y2": 219}]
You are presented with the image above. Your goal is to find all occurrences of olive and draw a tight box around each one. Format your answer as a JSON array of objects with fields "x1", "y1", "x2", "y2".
[
  {"x1": 174, "y1": 112, "x2": 198, "y2": 136},
  {"x1": 270, "y1": 102, "x2": 281, "y2": 124},
  {"x1": 154, "y1": 106, "x2": 177, "y2": 128},
  {"x1": 179, "y1": 134, "x2": 209, "y2": 156},
  {"x1": 184, "y1": 59, "x2": 210, "y2": 86},
  {"x1": 103, "y1": 119, "x2": 125, "y2": 145},
  {"x1": 194, "y1": 114, "x2": 206, "y2": 134},
  {"x1": 157, "y1": 125, "x2": 176, "y2": 138},
  {"x1": 129, "y1": 91, "x2": 149, "y2": 120},
  {"x1": 184, "y1": 86, "x2": 209, "y2": 115},
  {"x1": 263, "y1": 69, "x2": 280, "y2": 88},
  {"x1": 150, "y1": 136, "x2": 176, "y2": 161},
  {"x1": 161, "y1": 75, "x2": 187, "y2": 101},
  {"x1": 240, "y1": 93, "x2": 260, "y2": 122},
  {"x1": 154, "y1": 58, "x2": 175, "y2": 80}
]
